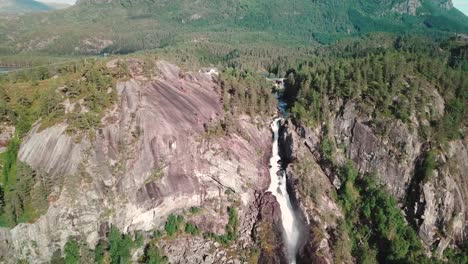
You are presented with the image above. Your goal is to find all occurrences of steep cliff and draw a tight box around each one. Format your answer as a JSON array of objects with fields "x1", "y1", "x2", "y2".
[
  {"x1": 0, "y1": 60, "x2": 280, "y2": 263},
  {"x1": 277, "y1": 95, "x2": 466, "y2": 261},
  {"x1": 330, "y1": 99, "x2": 466, "y2": 253},
  {"x1": 282, "y1": 106, "x2": 468, "y2": 263}
]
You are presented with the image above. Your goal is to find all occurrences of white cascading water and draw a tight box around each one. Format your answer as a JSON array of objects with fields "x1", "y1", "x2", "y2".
[{"x1": 268, "y1": 117, "x2": 300, "y2": 264}]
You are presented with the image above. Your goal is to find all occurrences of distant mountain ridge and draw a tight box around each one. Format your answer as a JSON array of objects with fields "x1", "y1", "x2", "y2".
[
  {"x1": 0, "y1": 0, "x2": 466, "y2": 55},
  {"x1": 0, "y1": 0, "x2": 53, "y2": 13}
]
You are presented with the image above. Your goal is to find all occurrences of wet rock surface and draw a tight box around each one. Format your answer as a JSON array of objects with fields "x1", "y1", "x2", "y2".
[
  {"x1": 254, "y1": 192, "x2": 288, "y2": 264},
  {"x1": 278, "y1": 119, "x2": 347, "y2": 264}
]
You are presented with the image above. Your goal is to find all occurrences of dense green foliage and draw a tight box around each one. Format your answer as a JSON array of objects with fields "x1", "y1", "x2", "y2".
[
  {"x1": 164, "y1": 214, "x2": 184, "y2": 236},
  {"x1": 108, "y1": 226, "x2": 134, "y2": 264},
  {"x1": 94, "y1": 241, "x2": 107, "y2": 264},
  {"x1": 184, "y1": 223, "x2": 201, "y2": 236},
  {"x1": 0, "y1": 59, "x2": 122, "y2": 227},
  {"x1": 59, "y1": 228, "x2": 169, "y2": 264},
  {"x1": 220, "y1": 68, "x2": 277, "y2": 118},
  {"x1": 281, "y1": 35, "x2": 467, "y2": 263},
  {"x1": 283, "y1": 36, "x2": 467, "y2": 144},
  {"x1": 0, "y1": 138, "x2": 50, "y2": 226},
  {"x1": 93, "y1": 226, "x2": 144, "y2": 264},
  {"x1": 0, "y1": 59, "x2": 118, "y2": 137},
  {"x1": 332, "y1": 160, "x2": 468, "y2": 263},
  {"x1": 64, "y1": 238, "x2": 80, "y2": 264},
  {"x1": 443, "y1": 241, "x2": 468, "y2": 264},
  {"x1": 204, "y1": 68, "x2": 277, "y2": 137},
  {"x1": 140, "y1": 242, "x2": 168, "y2": 264},
  {"x1": 337, "y1": 162, "x2": 431, "y2": 263},
  {"x1": 0, "y1": 0, "x2": 466, "y2": 59},
  {"x1": 421, "y1": 150, "x2": 437, "y2": 183},
  {"x1": 226, "y1": 207, "x2": 239, "y2": 241}
]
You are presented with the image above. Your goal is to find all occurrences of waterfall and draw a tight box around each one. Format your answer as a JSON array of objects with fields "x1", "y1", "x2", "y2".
[{"x1": 267, "y1": 117, "x2": 300, "y2": 263}]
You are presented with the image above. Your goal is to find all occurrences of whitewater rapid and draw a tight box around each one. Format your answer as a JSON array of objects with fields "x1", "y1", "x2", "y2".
[{"x1": 268, "y1": 117, "x2": 300, "y2": 263}]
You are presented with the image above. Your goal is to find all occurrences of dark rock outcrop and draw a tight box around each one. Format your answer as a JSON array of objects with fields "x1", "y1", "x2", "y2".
[
  {"x1": 254, "y1": 192, "x2": 288, "y2": 264},
  {"x1": 278, "y1": 119, "x2": 348, "y2": 263}
]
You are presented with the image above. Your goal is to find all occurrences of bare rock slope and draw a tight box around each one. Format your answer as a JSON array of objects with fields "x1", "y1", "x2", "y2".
[{"x1": 0, "y1": 60, "x2": 273, "y2": 263}]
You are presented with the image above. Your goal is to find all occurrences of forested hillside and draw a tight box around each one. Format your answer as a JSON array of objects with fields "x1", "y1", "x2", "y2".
[
  {"x1": 0, "y1": 0, "x2": 467, "y2": 263},
  {"x1": 0, "y1": 0, "x2": 467, "y2": 61},
  {"x1": 279, "y1": 34, "x2": 467, "y2": 263}
]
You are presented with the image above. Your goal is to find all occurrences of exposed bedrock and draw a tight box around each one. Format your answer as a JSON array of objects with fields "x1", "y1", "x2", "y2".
[
  {"x1": 332, "y1": 101, "x2": 466, "y2": 253},
  {"x1": 278, "y1": 97, "x2": 466, "y2": 260},
  {"x1": 278, "y1": 119, "x2": 344, "y2": 264},
  {"x1": 0, "y1": 60, "x2": 273, "y2": 263},
  {"x1": 254, "y1": 192, "x2": 288, "y2": 264}
]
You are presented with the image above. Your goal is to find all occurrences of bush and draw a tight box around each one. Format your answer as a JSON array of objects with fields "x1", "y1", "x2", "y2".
[
  {"x1": 134, "y1": 231, "x2": 144, "y2": 247},
  {"x1": 109, "y1": 226, "x2": 133, "y2": 264},
  {"x1": 164, "y1": 214, "x2": 183, "y2": 236},
  {"x1": 64, "y1": 238, "x2": 80, "y2": 264},
  {"x1": 140, "y1": 243, "x2": 168, "y2": 264},
  {"x1": 94, "y1": 241, "x2": 107, "y2": 264},
  {"x1": 226, "y1": 207, "x2": 238, "y2": 241},
  {"x1": 188, "y1": 207, "x2": 201, "y2": 214},
  {"x1": 319, "y1": 137, "x2": 334, "y2": 161},
  {"x1": 421, "y1": 150, "x2": 437, "y2": 183},
  {"x1": 2, "y1": 137, "x2": 19, "y2": 187},
  {"x1": 152, "y1": 230, "x2": 163, "y2": 240},
  {"x1": 184, "y1": 223, "x2": 200, "y2": 236},
  {"x1": 0, "y1": 139, "x2": 50, "y2": 227}
]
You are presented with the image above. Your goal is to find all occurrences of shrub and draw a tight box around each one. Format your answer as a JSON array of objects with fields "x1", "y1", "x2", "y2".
[
  {"x1": 64, "y1": 238, "x2": 80, "y2": 264},
  {"x1": 188, "y1": 207, "x2": 201, "y2": 214},
  {"x1": 184, "y1": 223, "x2": 200, "y2": 236},
  {"x1": 141, "y1": 243, "x2": 168, "y2": 264},
  {"x1": 164, "y1": 214, "x2": 183, "y2": 236},
  {"x1": 94, "y1": 241, "x2": 106, "y2": 264},
  {"x1": 134, "y1": 231, "x2": 144, "y2": 247},
  {"x1": 421, "y1": 150, "x2": 437, "y2": 183},
  {"x1": 226, "y1": 207, "x2": 238, "y2": 241},
  {"x1": 109, "y1": 226, "x2": 133, "y2": 264}
]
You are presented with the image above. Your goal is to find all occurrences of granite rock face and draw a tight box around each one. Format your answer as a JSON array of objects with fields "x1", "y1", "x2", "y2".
[
  {"x1": 415, "y1": 140, "x2": 467, "y2": 255},
  {"x1": 278, "y1": 119, "x2": 348, "y2": 264},
  {"x1": 332, "y1": 102, "x2": 422, "y2": 199},
  {"x1": 254, "y1": 192, "x2": 288, "y2": 264},
  {"x1": 281, "y1": 91, "x2": 466, "y2": 260},
  {"x1": 391, "y1": 0, "x2": 453, "y2": 15},
  {"x1": 392, "y1": 0, "x2": 422, "y2": 15},
  {"x1": 0, "y1": 60, "x2": 273, "y2": 263},
  {"x1": 331, "y1": 100, "x2": 466, "y2": 253}
]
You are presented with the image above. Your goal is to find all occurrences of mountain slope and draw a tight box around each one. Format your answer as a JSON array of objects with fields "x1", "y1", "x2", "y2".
[
  {"x1": 0, "y1": 0, "x2": 466, "y2": 56},
  {"x1": 0, "y1": 0, "x2": 52, "y2": 13},
  {"x1": 0, "y1": 36, "x2": 466, "y2": 263}
]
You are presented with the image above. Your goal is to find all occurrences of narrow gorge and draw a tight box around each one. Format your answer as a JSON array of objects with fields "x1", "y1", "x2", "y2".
[{"x1": 267, "y1": 117, "x2": 301, "y2": 263}]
